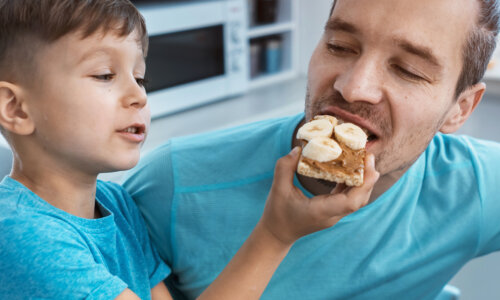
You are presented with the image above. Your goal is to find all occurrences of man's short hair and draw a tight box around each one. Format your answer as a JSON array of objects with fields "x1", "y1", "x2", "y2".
[
  {"x1": 329, "y1": 0, "x2": 500, "y2": 99},
  {"x1": 457, "y1": 0, "x2": 500, "y2": 98},
  {"x1": 0, "y1": 0, "x2": 148, "y2": 84}
]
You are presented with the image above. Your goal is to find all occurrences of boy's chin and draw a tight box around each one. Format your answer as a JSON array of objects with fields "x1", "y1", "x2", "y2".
[{"x1": 100, "y1": 158, "x2": 140, "y2": 174}]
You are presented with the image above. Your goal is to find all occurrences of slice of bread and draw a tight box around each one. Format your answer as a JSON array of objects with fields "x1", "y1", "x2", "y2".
[
  {"x1": 297, "y1": 141, "x2": 365, "y2": 186},
  {"x1": 296, "y1": 116, "x2": 366, "y2": 187}
]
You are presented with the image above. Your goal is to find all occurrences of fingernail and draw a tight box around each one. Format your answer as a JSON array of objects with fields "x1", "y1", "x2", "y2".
[
  {"x1": 368, "y1": 153, "x2": 375, "y2": 165},
  {"x1": 290, "y1": 146, "x2": 300, "y2": 156}
]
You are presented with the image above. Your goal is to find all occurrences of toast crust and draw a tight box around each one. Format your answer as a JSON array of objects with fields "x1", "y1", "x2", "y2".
[{"x1": 297, "y1": 156, "x2": 364, "y2": 187}]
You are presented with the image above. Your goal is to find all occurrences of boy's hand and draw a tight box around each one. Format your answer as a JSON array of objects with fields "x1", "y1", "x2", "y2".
[{"x1": 259, "y1": 147, "x2": 379, "y2": 246}]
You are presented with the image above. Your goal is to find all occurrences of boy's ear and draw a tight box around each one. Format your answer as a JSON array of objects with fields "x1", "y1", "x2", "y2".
[
  {"x1": 439, "y1": 82, "x2": 485, "y2": 134},
  {"x1": 0, "y1": 81, "x2": 35, "y2": 135}
]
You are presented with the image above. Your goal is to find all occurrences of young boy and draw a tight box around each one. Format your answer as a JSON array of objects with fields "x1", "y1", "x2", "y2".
[{"x1": 0, "y1": 0, "x2": 378, "y2": 299}]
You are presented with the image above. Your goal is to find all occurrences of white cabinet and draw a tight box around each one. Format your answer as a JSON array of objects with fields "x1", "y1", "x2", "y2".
[
  {"x1": 484, "y1": 42, "x2": 500, "y2": 80},
  {"x1": 246, "y1": 0, "x2": 300, "y2": 89}
]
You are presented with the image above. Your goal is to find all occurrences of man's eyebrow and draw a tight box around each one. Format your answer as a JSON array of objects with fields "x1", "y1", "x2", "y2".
[
  {"x1": 395, "y1": 38, "x2": 442, "y2": 69},
  {"x1": 324, "y1": 18, "x2": 359, "y2": 35}
]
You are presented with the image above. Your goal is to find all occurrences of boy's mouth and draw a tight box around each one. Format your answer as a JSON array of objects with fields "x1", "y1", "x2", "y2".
[{"x1": 119, "y1": 124, "x2": 146, "y2": 135}]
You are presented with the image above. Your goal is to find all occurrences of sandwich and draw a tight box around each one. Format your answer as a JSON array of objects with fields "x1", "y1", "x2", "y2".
[{"x1": 296, "y1": 115, "x2": 367, "y2": 186}]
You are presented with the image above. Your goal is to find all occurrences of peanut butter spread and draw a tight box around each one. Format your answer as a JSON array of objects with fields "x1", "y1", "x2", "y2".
[{"x1": 301, "y1": 140, "x2": 365, "y2": 176}]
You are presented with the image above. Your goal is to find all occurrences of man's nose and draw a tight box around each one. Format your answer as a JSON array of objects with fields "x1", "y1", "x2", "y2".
[
  {"x1": 333, "y1": 57, "x2": 384, "y2": 104},
  {"x1": 122, "y1": 76, "x2": 147, "y2": 109}
]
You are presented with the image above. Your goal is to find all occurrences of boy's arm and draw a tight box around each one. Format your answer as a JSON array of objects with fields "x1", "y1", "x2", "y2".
[
  {"x1": 125, "y1": 146, "x2": 377, "y2": 300},
  {"x1": 116, "y1": 289, "x2": 141, "y2": 300},
  {"x1": 151, "y1": 282, "x2": 174, "y2": 300},
  {"x1": 196, "y1": 147, "x2": 379, "y2": 299},
  {"x1": 115, "y1": 283, "x2": 173, "y2": 300}
]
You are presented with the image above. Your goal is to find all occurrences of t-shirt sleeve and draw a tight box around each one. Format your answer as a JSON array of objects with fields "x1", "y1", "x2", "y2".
[
  {"x1": 466, "y1": 137, "x2": 500, "y2": 257},
  {"x1": 122, "y1": 140, "x2": 176, "y2": 270},
  {"x1": 0, "y1": 216, "x2": 127, "y2": 299},
  {"x1": 114, "y1": 183, "x2": 171, "y2": 288}
]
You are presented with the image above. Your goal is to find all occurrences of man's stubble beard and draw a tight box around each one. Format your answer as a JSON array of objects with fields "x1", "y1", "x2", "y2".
[{"x1": 303, "y1": 88, "x2": 445, "y2": 178}]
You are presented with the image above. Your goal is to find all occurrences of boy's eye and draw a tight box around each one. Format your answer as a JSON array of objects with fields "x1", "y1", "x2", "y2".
[
  {"x1": 135, "y1": 77, "x2": 148, "y2": 88},
  {"x1": 92, "y1": 74, "x2": 115, "y2": 81}
]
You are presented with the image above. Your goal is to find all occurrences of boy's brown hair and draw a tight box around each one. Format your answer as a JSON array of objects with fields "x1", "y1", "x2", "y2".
[{"x1": 0, "y1": 0, "x2": 148, "y2": 85}]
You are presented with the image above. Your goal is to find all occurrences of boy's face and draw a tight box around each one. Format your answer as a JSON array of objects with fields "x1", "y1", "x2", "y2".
[{"x1": 24, "y1": 29, "x2": 149, "y2": 174}]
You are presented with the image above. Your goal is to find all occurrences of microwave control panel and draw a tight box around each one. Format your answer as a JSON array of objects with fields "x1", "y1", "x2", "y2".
[{"x1": 225, "y1": 0, "x2": 249, "y2": 94}]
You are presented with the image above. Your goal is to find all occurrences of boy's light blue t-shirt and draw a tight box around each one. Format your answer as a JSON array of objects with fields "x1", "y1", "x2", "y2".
[
  {"x1": 123, "y1": 113, "x2": 500, "y2": 300},
  {"x1": 0, "y1": 178, "x2": 170, "y2": 299}
]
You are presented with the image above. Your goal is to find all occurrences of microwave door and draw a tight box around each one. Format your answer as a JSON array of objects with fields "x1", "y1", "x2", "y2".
[
  {"x1": 140, "y1": 0, "x2": 248, "y2": 118},
  {"x1": 145, "y1": 25, "x2": 225, "y2": 92}
]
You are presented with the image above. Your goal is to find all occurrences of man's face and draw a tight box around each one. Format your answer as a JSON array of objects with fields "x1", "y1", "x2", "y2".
[
  {"x1": 305, "y1": 0, "x2": 478, "y2": 177},
  {"x1": 24, "y1": 29, "x2": 150, "y2": 175}
]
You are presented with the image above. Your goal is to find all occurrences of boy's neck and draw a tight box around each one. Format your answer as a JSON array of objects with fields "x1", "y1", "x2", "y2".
[{"x1": 11, "y1": 159, "x2": 101, "y2": 219}]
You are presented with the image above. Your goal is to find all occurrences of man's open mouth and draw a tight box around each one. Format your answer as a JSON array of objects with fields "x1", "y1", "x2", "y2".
[{"x1": 321, "y1": 112, "x2": 379, "y2": 143}]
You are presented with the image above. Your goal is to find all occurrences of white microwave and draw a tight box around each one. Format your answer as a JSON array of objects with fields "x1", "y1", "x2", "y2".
[{"x1": 137, "y1": 0, "x2": 248, "y2": 118}]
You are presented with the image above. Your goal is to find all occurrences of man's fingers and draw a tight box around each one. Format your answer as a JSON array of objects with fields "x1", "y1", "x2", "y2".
[
  {"x1": 272, "y1": 147, "x2": 302, "y2": 190},
  {"x1": 314, "y1": 153, "x2": 380, "y2": 216},
  {"x1": 331, "y1": 183, "x2": 347, "y2": 194},
  {"x1": 346, "y1": 153, "x2": 379, "y2": 200}
]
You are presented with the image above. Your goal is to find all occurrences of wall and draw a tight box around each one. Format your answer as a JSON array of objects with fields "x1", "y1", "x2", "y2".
[{"x1": 298, "y1": 0, "x2": 332, "y2": 75}]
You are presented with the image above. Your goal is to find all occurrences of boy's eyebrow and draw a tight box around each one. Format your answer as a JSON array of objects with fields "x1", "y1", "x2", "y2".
[{"x1": 76, "y1": 47, "x2": 116, "y2": 65}]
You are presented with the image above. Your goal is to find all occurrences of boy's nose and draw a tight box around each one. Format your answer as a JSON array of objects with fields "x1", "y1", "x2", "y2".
[
  {"x1": 122, "y1": 77, "x2": 147, "y2": 109},
  {"x1": 333, "y1": 57, "x2": 384, "y2": 105}
]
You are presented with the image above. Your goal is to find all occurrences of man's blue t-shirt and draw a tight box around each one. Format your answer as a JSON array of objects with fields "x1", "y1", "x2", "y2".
[
  {"x1": 0, "y1": 178, "x2": 171, "y2": 299},
  {"x1": 123, "y1": 113, "x2": 500, "y2": 300}
]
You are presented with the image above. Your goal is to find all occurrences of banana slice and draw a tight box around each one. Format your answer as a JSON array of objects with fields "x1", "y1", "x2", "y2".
[
  {"x1": 313, "y1": 115, "x2": 339, "y2": 127},
  {"x1": 334, "y1": 123, "x2": 368, "y2": 150},
  {"x1": 296, "y1": 119, "x2": 334, "y2": 141},
  {"x1": 302, "y1": 137, "x2": 343, "y2": 162}
]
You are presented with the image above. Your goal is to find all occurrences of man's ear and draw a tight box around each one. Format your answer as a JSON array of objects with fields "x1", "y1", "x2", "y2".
[
  {"x1": 0, "y1": 81, "x2": 35, "y2": 135},
  {"x1": 440, "y1": 82, "x2": 485, "y2": 134}
]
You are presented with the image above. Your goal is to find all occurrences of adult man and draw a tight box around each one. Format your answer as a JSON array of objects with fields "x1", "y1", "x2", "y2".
[{"x1": 123, "y1": 0, "x2": 500, "y2": 299}]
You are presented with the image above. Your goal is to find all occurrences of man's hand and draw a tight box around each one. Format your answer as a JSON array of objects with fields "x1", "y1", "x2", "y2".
[{"x1": 259, "y1": 147, "x2": 380, "y2": 246}]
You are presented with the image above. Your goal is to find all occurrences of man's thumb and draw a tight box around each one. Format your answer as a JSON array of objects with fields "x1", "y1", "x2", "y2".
[{"x1": 273, "y1": 147, "x2": 301, "y2": 187}]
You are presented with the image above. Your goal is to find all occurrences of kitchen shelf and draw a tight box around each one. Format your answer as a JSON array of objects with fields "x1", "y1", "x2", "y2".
[
  {"x1": 249, "y1": 69, "x2": 296, "y2": 89},
  {"x1": 248, "y1": 22, "x2": 295, "y2": 38},
  {"x1": 246, "y1": 0, "x2": 299, "y2": 90}
]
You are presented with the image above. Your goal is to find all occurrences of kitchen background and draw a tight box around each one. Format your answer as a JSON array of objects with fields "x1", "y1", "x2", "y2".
[{"x1": 1, "y1": 0, "x2": 499, "y2": 298}]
